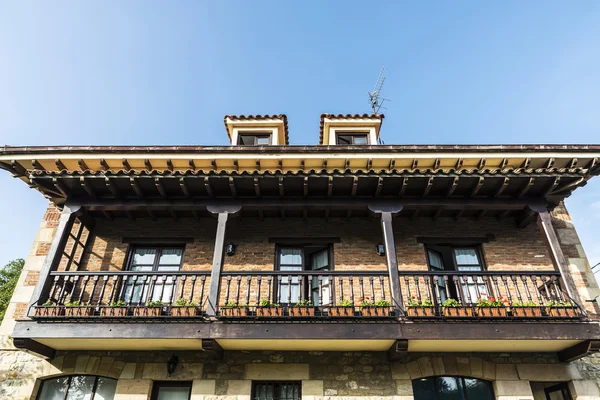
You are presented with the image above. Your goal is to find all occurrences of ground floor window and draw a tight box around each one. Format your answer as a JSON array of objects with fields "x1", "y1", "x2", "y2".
[
  {"x1": 38, "y1": 375, "x2": 117, "y2": 400},
  {"x1": 252, "y1": 381, "x2": 301, "y2": 400},
  {"x1": 413, "y1": 376, "x2": 494, "y2": 400},
  {"x1": 150, "y1": 381, "x2": 192, "y2": 400}
]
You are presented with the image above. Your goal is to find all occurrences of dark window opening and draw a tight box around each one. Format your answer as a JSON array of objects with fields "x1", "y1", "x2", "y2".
[
  {"x1": 238, "y1": 134, "x2": 271, "y2": 145},
  {"x1": 413, "y1": 376, "x2": 494, "y2": 400},
  {"x1": 336, "y1": 133, "x2": 369, "y2": 145},
  {"x1": 151, "y1": 381, "x2": 192, "y2": 400},
  {"x1": 252, "y1": 381, "x2": 301, "y2": 400},
  {"x1": 38, "y1": 375, "x2": 117, "y2": 400},
  {"x1": 425, "y1": 245, "x2": 486, "y2": 304},
  {"x1": 123, "y1": 246, "x2": 184, "y2": 304},
  {"x1": 531, "y1": 382, "x2": 573, "y2": 400},
  {"x1": 276, "y1": 244, "x2": 333, "y2": 305}
]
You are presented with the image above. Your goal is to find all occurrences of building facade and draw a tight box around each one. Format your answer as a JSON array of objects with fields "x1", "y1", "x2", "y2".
[{"x1": 1, "y1": 114, "x2": 600, "y2": 399}]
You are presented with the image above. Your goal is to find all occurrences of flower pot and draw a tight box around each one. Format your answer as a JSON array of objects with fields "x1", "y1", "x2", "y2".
[
  {"x1": 100, "y1": 307, "x2": 128, "y2": 317},
  {"x1": 547, "y1": 306, "x2": 579, "y2": 318},
  {"x1": 511, "y1": 307, "x2": 542, "y2": 318},
  {"x1": 133, "y1": 307, "x2": 162, "y2": 317},
  {"x1": 220, "y1": 307, "x2": 248, "y2": 317},
  {"x1": 256, "y1": 307, "x2": 283, "y2": 317},
  {"x1": 442, "y1": 307, "x2": 474, "y2": 317},
  {"x1": 328, "y1": 307, "x2": 354, "y2": 317},
  {"x1": 289, "y1": 307, "x2": 315, "y2": 317},
  {"x1": 361, "y1": 307, "x2": 390, "y2": 317},
  {"x1": 171, "y1": 306, "x2": 198, "y2": 317},
  {"x1": 65, "y1": 307, "x2": 94, "y2": 317},
  {"x1": 405, "y1": 306, "x2": 436, "y2": 317},
  {"x1": 35, "y1": 307, "x2": 64, "y2": 317},
  {"x1": 476, "y1": 307, "x2": 508, "y2": 317}
]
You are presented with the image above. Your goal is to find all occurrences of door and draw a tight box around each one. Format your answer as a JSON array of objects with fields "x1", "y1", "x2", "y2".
[
  {"x1": 310, "y1": 248, "x2": 331, "y2": 306},
  {"x1": 453, "y1": 247, "x2": 486, "y2": 304}
]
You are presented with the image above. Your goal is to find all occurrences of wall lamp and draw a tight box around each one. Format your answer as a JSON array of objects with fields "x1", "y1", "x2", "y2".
[
  {"x1": 226, "y1": 243, "x2": 237, "y2": 256},
  {"x1": 167, "y1": 353, "x2": 179, "y2": 376},
  {"x1": 376, "y1": 244, "x2": 385, "y2": 256}
]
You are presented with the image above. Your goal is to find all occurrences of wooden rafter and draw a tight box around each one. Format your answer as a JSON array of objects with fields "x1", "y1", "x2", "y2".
[
  {"x1": 228, "y1": 177, "x2": 236, "y2": 198},
  {"x1": 130, "y1": 178, "x2": 144, "y2": 199},
  {"x1": 144, "y1": 159, "x2": 153, "y2": 170},
  {"x1": 100, "y1": 159, "x2": 109, "y2": 171},
  {"x1": 278, "y1": 177, "x2": 284, "y2": 197},
  {"x1": 518, "y1": 177, "x2": 534, "y2": 197},
  {"x1": 189, "y1": 159, "x2": 196, "y2": 171},
  {"x1": 147, "y1": 209, "x2": 158, "y2": 221},
  {"x1": 399, "y1": 177, "x2": 408, "y2": 196},
  {"x1": 52, "y1": 178, "x2": 68, "y2": 198},
  {"x1": 455, "y1": 158, "x2": 463, "y2": 170},
  {"x1": 55, "y1": 159, "x2": 67, "y2": 171},
  {"x1": 154, "y1": 178, "x2": 167, "y2": 198},
  {"x1": 327, "y1": 177, "x2": 333, "y2": 197},
  {"x1": 180, "y1": 178, "x2": 191, "y2": 197},
  {"x1": 495, "y1": 177, "x2": 510, "y2": 197},
  {"x1": 351, "y1": 176, "x2": 358, "y2": 197},
  {"x1": 303, "y1": 177, "x2": 309, "y2": 197},
  {"x1": 167, "y1": 159, "x2": 174, "y2": 171},
  {"x1": 389, "y1": 159, "x2": 395, "y2": 170},
  {"x1": 32, "y1": 159, "x2": 46, "y2": 171},
  {"x1": 432, "y1": 208, "x2": 442, "y2": 221},
  {"x1": 543, "y1": 177, "x2": 560, "y2": 196},
  {"x1": 204, "y1": 177, "x2": 214, "y2": 197},
  {"x1": 447, "y1": 177, "x2": 459, "y2": 197},
  {"x1": 122, "y1": 159, "x2": 131, "y2": 171},
  {"x1": 454, "y1": 209, "x2": 464, "y2": 221},
  {"x1": 78, "y1": 159, "x2": 89, "y2": 171},
  {"x1": 422, "y1": 177, "x2": 434, "y2": 197},
  {"x1": 470, "y1": 177, "x2": 484, "y2": 197},
  {"x1": 80, "y1": 177, "x2": 96, "y2": 199},
  {"x1": 375, "y1": 177, "x2": 384, "y2": 197},
  {"x1": 254, "y1": 177, "x2": 260, "y2": 197},
  {"x1": 105, "y1": 178, "x2": 120, "y2": 199}
]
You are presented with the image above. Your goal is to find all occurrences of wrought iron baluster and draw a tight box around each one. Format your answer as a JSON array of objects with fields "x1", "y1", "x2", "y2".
[
  {"x1": 89, "y1": 276, "x2": 99, "y2": 305},
  {"x1": 224, "y1": 276, "x2": 232, "y2": 304},
  {"x1": 57, "y1": 276, "x2": 69, "y2": 305},
  {"x1": 415, "y1": 276, "x2": 422, "y2": 299},
  {"x1": 329, "y1": 274, "x2": 334, "y2": 306},
  {"x1": 189, "y1": 276, "x2": 197, "y2": 303},
  {"x1": 235, "y1": 275, "x2": 241, "y2": 305},
  {"x1": 404, "y1": 276, "x2": 411, "y2": 302},
  {"x1": 139, "y1": 276, "x2": 148, "y2": 306},
  {"x1": 491, "y1": 276, "x2": 501, "y2": 301},
  {"x1": 97, "y1": 275, "x2": 108, "y2": 306},
  {"x1": 501, "y1": 276, "x2": 510, "y2": 302},
  {"x1": 180, "y1": 276, "x2": 187, "y2": 300},
  {"x1": 338, "y1": 277, "x2": 344, "y2": 304},
  {"x1": 77, "y1": 275, "x2": 90, "y2": 304},
  {"x1": 511, "y1": 276, "x2": 523, "y2": 303},
  {"x1": 128, "y1": 276, "x2": 137, "y2": 306},
  {"x1": 369, "y1": 276, "x2": 375, "y2": 302},
  {"x1": 318, "y1": 276, "x2": 323, "y2": 306},
  {"x1": 521, "y1": 275, "x2": 533, "y2": 302},
  {"x1": 169, "y1": 275, "x2": 178, "y2": 305},
  {"x1": 532, "y1": 276, "x2": 544, "y2": 305},
  {"x1": 257, "y1": 276, "x2": 262, "y2": 305},
  {"x1": 299, "y1": 274, "x2": 304, "y2": 302},
  {"x1": 359, "y1": 277, "x2": 365, "y2": 300},
  {"x1": 268, "y1": 276, "x2": 273, "y2": 304},
  {"x1": 287, "y1": 275, "x2": 292, "y2": 304},
  {"x1": 108, "y1": 275, "x2": 118, "y2": 304},
  {"x1": 69, "y1": 276, "x2": 79, "y2": 303},
  {"x1": 245, "y1": 276, "x2": 251, "y2": 306},
  {"x1": 159, "y1": 275, "x2": 167, "y2": 302},
  {"x1": 379, "y1": 276, "x2": 386, "y2": 300}
]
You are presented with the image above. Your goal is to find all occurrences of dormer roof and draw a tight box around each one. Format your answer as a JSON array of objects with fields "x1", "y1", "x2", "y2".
[
  {"x1": 319, "y1": 113, "x2": 384, "y2": 145},
  {"x1": 224, "y1": 114, "x2": 289, "y2": 145}
]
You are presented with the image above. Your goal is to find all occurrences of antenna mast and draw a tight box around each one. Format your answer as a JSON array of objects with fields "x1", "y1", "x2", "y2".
[{"x1": 368, "y1": 66, "x2": 389, "y2": 114}]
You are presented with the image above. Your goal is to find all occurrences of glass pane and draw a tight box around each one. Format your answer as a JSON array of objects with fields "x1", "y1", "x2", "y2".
[
  {"x1": 428, "y1": 250, "x2": 444, "y2": 270},
  {"x1": 158, "y1": 249, "x2": 183, "y2": 265},
  {"x1": 353, "y1": 136, "x2": 368, "y2": 144},
  {"x1": 413, "y1": 377, "x2": 436, "y2": 400},
  {"x1": 39, "y1": 377, "x2": 70, "y2": 400},
  {"x1": 132, "y1": 248, "x2": 157, "y2": 265},
  {"x1": 239, "y1": 135, "x2": 256, "y2": 145},
  {"x1": 436, "y1": 376, "x2": 464, "y2": 400},
  {"x1": 256, "y1": 136, "x2": 270, "y2": 145},
  {"x1": 66, "y1": 375, "x2": 96, "y2": 400},
  {"x1": 454, "y1": 248, "x2": 479, "y2": 266},
  {"x1": 94, "y1": 378, "x2": 117, "y2": 400},
  {"x1": 156, "y1": 386, "x2": 191, "y2": 400},
  {"x1": 464, "y1": 379, "x2": 494, "y2": 400},
  {"x1": 337, "y1": 135, "x2": 351, "y2": 145},
  {"x1": 311, "y1": 249, "x2": 329, "y2": 270},
  {"x1": 280, "y1": 248, "x2": 302, "y2": 265}
]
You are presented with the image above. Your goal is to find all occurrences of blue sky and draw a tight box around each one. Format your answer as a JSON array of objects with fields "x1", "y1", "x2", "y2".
[{"x1": 0, "y1": 2, "x2": 599, "y2": 276}]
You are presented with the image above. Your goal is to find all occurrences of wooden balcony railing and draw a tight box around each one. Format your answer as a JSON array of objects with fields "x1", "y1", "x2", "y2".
[{"x1": 30, "y1": 269, "x2": 585, "y2": 321}]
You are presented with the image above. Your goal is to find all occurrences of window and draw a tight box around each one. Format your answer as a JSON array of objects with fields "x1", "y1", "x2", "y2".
[
  {"x1": 123, "y1": 246, "x2": 184, "y2": 304},
  {"x1": 413, "y1": 377, "x2": 494, "y2": 400},
  {"x1": 276, "y1": 245, "x2": 332, "y2": 305},
  {"x1": 336, "y1": 133, "x2": 369, "y2": 145},
  {"x1": 252, "y1": 381, "x2": 301, "y2": 400},
  {"x1": 150, "y1": 382, "x2": 192, "y2": 400},
  {"x1": 238, "y1": 134, "x2": 271, "y2": 145},
  {"x1": 39, "y1": 375, "x2": 117, "y2": 400},
  {"x1": 425, "y1": 245, "x2": 487, "y2": 304}
]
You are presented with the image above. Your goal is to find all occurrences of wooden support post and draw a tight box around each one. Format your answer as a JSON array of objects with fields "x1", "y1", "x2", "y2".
[
  {"x1": 530, "y1": 205, "x2": 583, "y2": 307},
  {"x1": 27, "y1": 204, "x2": 80, "y2": 316}
]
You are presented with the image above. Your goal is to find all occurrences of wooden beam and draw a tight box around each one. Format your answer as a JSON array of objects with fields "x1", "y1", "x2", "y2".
[
  {"x1": 155, "y1": 178, "x2": 167, "y2": 198},
  {"x1": 278, "y1": 177, "x2": 284, "y2": 197},
  {"x1": 26, "y1": 204, "x2": 80, "y2": 316},
  {"x1": 470, "y1": 177, "x2": 484, "y2": 197},
  {"x1": 516, "y1": 209, "x2": 536, "y2": 228},
  {"x1": 228, "y1": 177, "x2": 236, "y2": 198},
  {"x1": 399, "y1": 177, "x2": 408, "y2": 196},
  {"x1": 521, "y1": 158, "x2": 531, "y2": 169},
  {"x1": 253, "y1": 177, "x2": 260, "y2": 197},
  {"x1": 204, "y1": 177, "x2": 214, "y2": 197},
  {"x1": 558, "y1": 340, "x2": 600, "y2": 362},
  {"x1": 189, "y1": 159, "x2": 196, "y2": 171},
  {"x1": 78, "y1": 159, "x2": 89, "y2": 171},
  {"x1": 411, "y1": 159, "x2": 418, "y2": 170},
  {"x1": 165, "y1": 159, "x2": 174, "y2": 171},
  {"x1": 207, "y1": 212, "x2": 230, "y2": 315},
  {"x1": 180, "y1": 178, "x2": 191, "y2": 197},
  {"x1": 499, "y1": 158, "x2": 508, "y2": 169},
  {"x1": 446, "y1": 177, "x2": 459, "y2": 197},
  {"x1": 544, "y1": 177, "x2": 561, "y2": 196},
  {"x1": 389, "y1": 159, "x2": 395, "y2": 170},
  {"x1": 432, "y1": 209, "x2": 442, "y2": 221},
  {"x1": 497, "y1": 210, "x2": 511, "y2": 220},
  {"x1": 255, "y1": 159, "x2": 261, "y2": 171},
  {"x1": 477, "y1": 158, "x2": 486, "y2": 169},
  {"x1": 433, "y1": 158, "x2": 440, "y2": 170},
  {"x1": 55, "y1": 159, "x2": 67, "y2": 171},
  {"x1": 147, "y1": 209, "x2": 158, "y2": 221},
  {"x1": 144, "y1": 159, "x2": 153, "y2": 170},
  {"x1": 518, "y1": 177, "x2": 535, "y2": 197},
  {"x1": 102, "y1": 210, "x2": 113, "y2": 221},
  {"x1": 387, "y1": 339, "x2": 409, "y2": 361},
  {"x1": 52, "y1": 178, "x2": 68, "y2": 198},
  {"x1": 454, "y1": 209, "x2": 464, "y2": 221},
  {"x1": 233, "y1": 160, "x2": 238, "y2": 171},
  {"x1": 379, "y1": 210, "x2": 404, "y2": 312},
  {"x1": 80, "y1": 177, "x2": 96, "y2": 199},
  {"x1": 455, "y1": 158, "x2": 463, "y2": 170},
  {"x1": 130, "y1": 178, "x2": 144, "y2": 199},
  {"x1": 375, "y1": 177, "x2": 384, "y2": 197},
  {"x1": 351, "y1": 177, "x2": 358, "y2": 197},
  {"x1": 122, "y1": 159, "x2": 131, "y2": 171},
  {"x1": 32, "y1": 159, "x2": 46, "y2": 171},
  {"x1": 422, "y1": 177, "x2": 434, "y2": 197},
  {"x1": 366, "y1": 158, "x2": 373, "y2": 170},
  {"x1": 303, "y1": 177, "x2": 309, "y2": 197},
  {"x1": 100, "y1": 159, "x2": 109, "y2": 171},
  {"x1": 532, "y1": 205, "x2": 583, "y2": 306},
  {"x1": 545, "y1": 157, "x2": 555, "y2": 169},
  {"x1": 345, "y1": 158, "x2": 350, "y2": 170},
  {"x1": 495, "y1": 177, "x2": 510, "y2": 197},
  {"x1": 13, "y1": 338, "x2": 55, "y2": 360},
  {"x1": 211, "y1": 159, "x2": 217, "y2": 169},
  {"x1": 567, "y1": 158, "x2": 577, "y2": 169},
  {"x1": 327, "y1": 177, "x2": 333, "y2": 197}
]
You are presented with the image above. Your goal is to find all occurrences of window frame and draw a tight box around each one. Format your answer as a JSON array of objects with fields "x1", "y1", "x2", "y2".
[
  {"x1": 150, "y1": 381, "x2": 193, "y2": 400},
  {"x1": 124, "y1": 245, "x2": 186, "y2": 272},
  {"x1": 335, "y1": 133, "x2": 369, "y2": 145},
  {"x1": 251, "y1": 381, "x2": 302, "y2": 400},
  {"x1": 424, "y1": 244, "x2": 487, "y2": 272},
  {"x1": 237, "y1": 133, "x2": 272, "y2": 146},
  {"x1": 412, "y1": 376, "x2": 495, "y2": 400},
  {"x1": 38, "y1": 375, "x2": 117, "y2": 400}
]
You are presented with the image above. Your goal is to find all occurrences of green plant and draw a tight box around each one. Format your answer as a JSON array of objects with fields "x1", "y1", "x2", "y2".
[
  {"x1": 547, "y1": 300, "x2": 574, "y2": 307},
  {"x1": 146, "y1": 300, "x2": 164, "y2": 307},
  {"x1": 65, "y1": 300, "x2": 90, "y2": 307},
  {"x1": 359, "y1": 298, "x2": 373, "y2": 307},
  {"x1": 109, "y1": 300, "x2": 126, "y2": 307},
  {"x1": 41, "y1": 300, "x2": 55, "y2": 307},
  {"x1": 258, "y1": 299, "x2": 279, "y2": 307},
  {"x1": 476, "y1": 296, "x2": 508, "y2": 307},
  {"x1": 173, "y1": 298, "x2": 198, "y2": 307},
  {"x1": 0, "y1": 259, "x2": 24, "y2": 322},
  {"x1": 407, "y1": 296, "x2": 433, "y2": 307},
  {"x1": 511, "y1": 300, "x2": 537, "y2": 307},
  {"x1": 442, "y1": 298, "x2": 460, "y2": 308},
  {"x1": 337, "y1": 299, "x2": 353, "y2": 307},
  {"x1": 294, "y1": 299, "x2": 311, "y2": 307},
  {"x1": 223, "y1": 301, "x2": 247, "y2": 308},
  {"x1": 374, "y1": 299, "x2": 391, "y2": 307}
]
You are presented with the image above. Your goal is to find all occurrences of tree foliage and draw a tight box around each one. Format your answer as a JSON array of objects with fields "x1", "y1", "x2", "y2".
[{"x1": 0, "y1": 258, "x2": 25, "y2": 322}]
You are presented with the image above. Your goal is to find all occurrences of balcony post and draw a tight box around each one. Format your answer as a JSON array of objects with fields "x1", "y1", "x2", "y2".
[
  {"x1": 206, "y1": 203, "x2": 242, "y2": 316},
  {"x1": 369, "y1": 204, "x2": 404, "y2": 313},
  {"x1": 27, "y1": 203, "x2": 81, "y2": 317},
  {"x1": 530, "y1": 204, "x2": 582, "y2": 306}
]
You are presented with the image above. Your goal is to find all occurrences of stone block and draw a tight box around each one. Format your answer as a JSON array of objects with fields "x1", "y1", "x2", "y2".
[
  {"x1": 97, "y1": 357, "x2": 115, "y2": 376},
  {"x1": 417, "y1": 357, "x2": 434, "y2": 377},
  {"x1": 114, "y1": 379, "x2": 152, "y2": 400},
  {"x1": 406, "y1": 361, "x2": 422, "y2": 379},
  {"x1": 517, "y1": 364, "x2": 582, "y2": 381},
  {"x1": 74, "y1": 355, "x2": 90, "y2": 373},
  {"x1": 191, "y1": 379, "x2": 216, "y2": 398},
  {"x1": 86, "y1": 356, "x2": 100, "y2": 374},
  {"x1": 396, "y1": 379, "x2": 413, "y2": 396},
  {"x1": 469, "y1": 357, "x2": 483, "y2": 378},
  {"x1": 172, "y1": 363, "x2": 203, "y2": 380},
  {"x1": 493, "y1": 380, "x2": 533, "y2": 399},
  {"x1": 569, "y1": 380, "x2": 600, "y2": 399},
  {"x1": 390, "y1": 362, "x2": 410, "y2": 380},
  {"x1": 495, "y1": 364, "x2": 519, "y2": 380},
  {"x1": 142, "y1": 362, "x2": 167, "y2": 379},
  {"x1": 120, "y1": 363, "x2": 137, "y2": 379},
  {"x1": 227, "y1": 380, "x2": 252, "y2": 397},
  {"x1": 9, "y1": 286, "x2": 34, "y2": 303},
  {"x1": 302, "y1": 380, "x2": 323, "y2": 396},
  {"x1": 431, "y1": 357, "x2": 445, "y2": 376},
  {"x1": 483, "y1": 360, "x2": 496, "y2": 380},
  {"x1": 245, "y1": 364, "x2": 309, "y2": 380},
  {"x1": 456, "y1": 357, "x2": 470, "y2": 376}
]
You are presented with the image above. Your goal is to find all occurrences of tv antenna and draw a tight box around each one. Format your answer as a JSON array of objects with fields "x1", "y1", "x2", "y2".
[{"x1": 368, "y1": 66, "x2": 389, "y2": 114}]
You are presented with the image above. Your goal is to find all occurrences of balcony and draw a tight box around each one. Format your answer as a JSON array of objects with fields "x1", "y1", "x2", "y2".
[{"x1": 30, "y1": 269, "x2": 584, "y2": 322}]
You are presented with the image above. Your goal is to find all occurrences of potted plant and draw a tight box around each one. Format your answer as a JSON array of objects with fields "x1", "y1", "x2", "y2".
[
  {"x1": 329, "y1": 299, "x2": 355, "y2": 317},
  {"x1": 134, "y1": 300, "x2": 163, "y2": 317},
  {"x1": 511, "y1": 300, "x2": 542, "y2": 317},
  {"x1": 35, "y1": 300, "x2": 64, "y2": 317},
  {"x1": 65, "y1": 300, "x2": 94, "y2": 317},
  {"x1": 476, "y1": 296, "x2": 509, "y2": 317},
  {"x1": 546, "y1": 300, "x2": 579, "y2": 318},
  {"x1": 441, "y1": 298, "x2": 474, "y2": 317},
  {"x1": 256, "y1": 299, "x2": 283, "y2": 317},
  {"x1": 220, "y1": 301, "x2": 249, "y2": 317},
  {"x1": 171, "y1": 298, "x2": 199, "y2": 316},
  {"x1": 360, "y1": 298, "x2": 391, "y2": 317},
  {"x1": 405, "y1": 296, "x2": 435, "y2": 317},
  {"x1": 100, "y1": 300, "x2": 128, "y2": 317},
  {"x1": 288, "y1": 299, "x2": 315, "y2": 317}
]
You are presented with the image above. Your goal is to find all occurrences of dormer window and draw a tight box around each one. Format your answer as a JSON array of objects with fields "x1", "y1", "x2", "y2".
[
  {"x1": 336, "y1": 133, "x2": 369, "y2": 145},
  {"x1": 320, "y1": 114, "x2": 384, "y2": 145},
  {"x1": 224, "y1": 114, "x2": 288, "y2": 146},
  {"x1": 238, "y1": 133, "x2": 272, "y2": 146}
]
